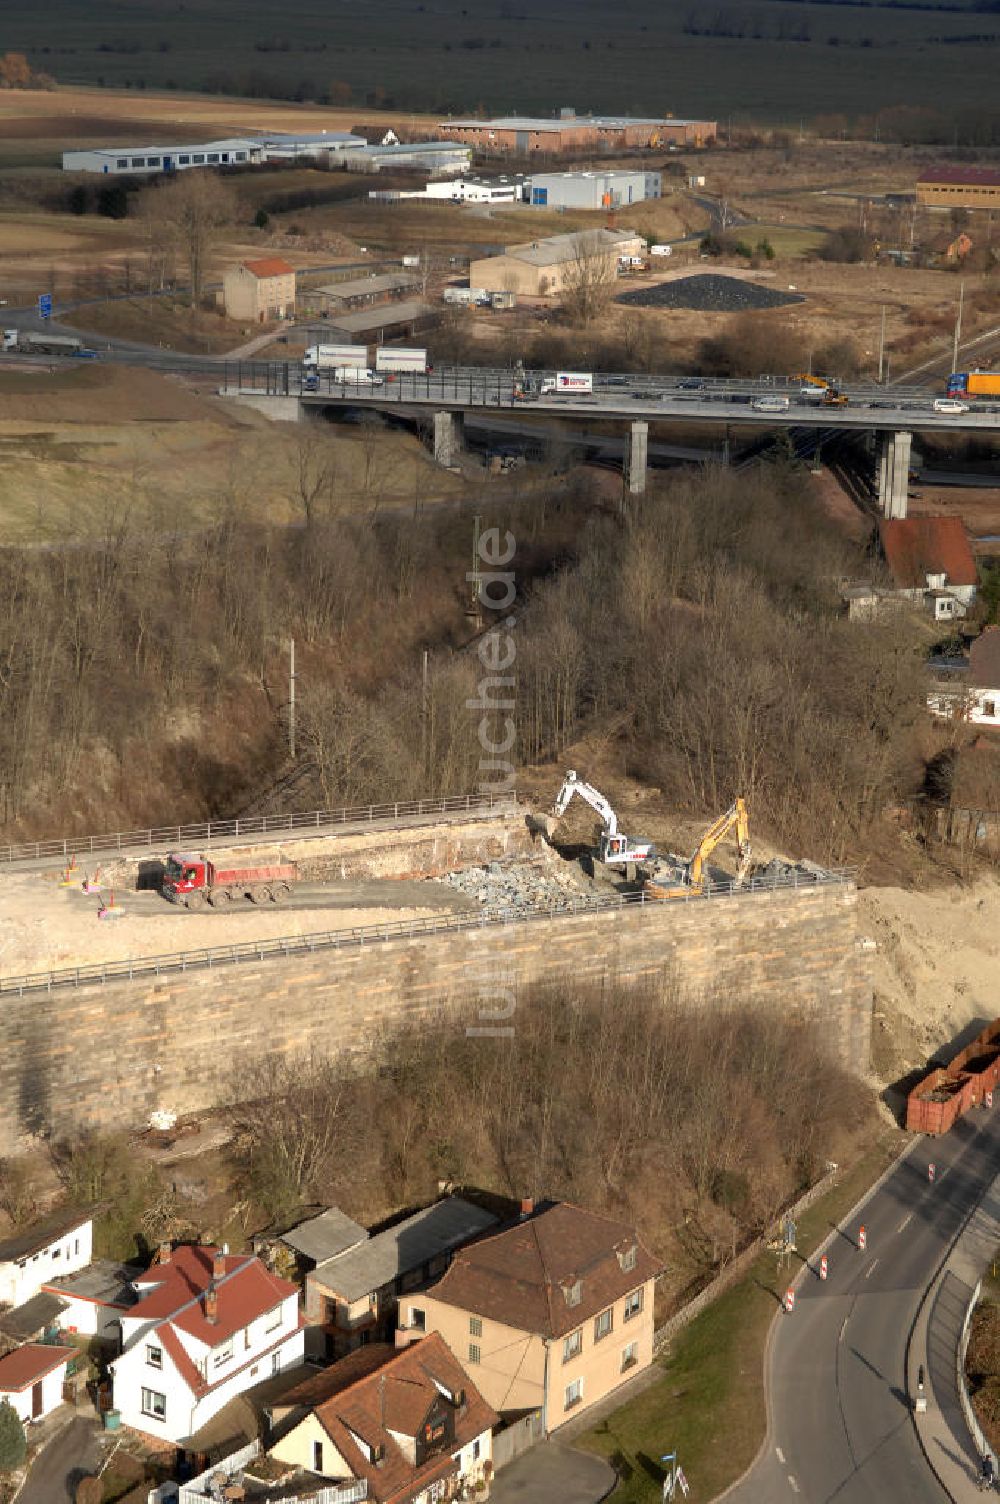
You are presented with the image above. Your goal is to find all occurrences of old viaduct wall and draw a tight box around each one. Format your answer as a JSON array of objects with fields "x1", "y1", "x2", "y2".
[{"x1": 4, "y1": 880, "x2": 870, "y2": 1155}]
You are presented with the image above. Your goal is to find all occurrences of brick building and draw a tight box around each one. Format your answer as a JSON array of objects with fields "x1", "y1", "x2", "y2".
[
  {"x1": 222, "y1": 257, "x2": 296, "y2": 323},
  {"x1": 438, "y1": 112, "x2": 715, "y2": 156}
]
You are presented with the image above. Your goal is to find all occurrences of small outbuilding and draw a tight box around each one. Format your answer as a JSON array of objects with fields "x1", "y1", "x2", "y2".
[{"x1": 0, "y1": 1343, "x2": 76, "y2": 1426}]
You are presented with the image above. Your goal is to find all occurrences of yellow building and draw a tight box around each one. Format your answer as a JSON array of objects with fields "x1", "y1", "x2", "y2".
[
  {"x1": 222, "y1": 256, "x2": 296, "y2": 323},
  {"x1": 399, "y1": 1200, "x2": 662, "y2": 1433},
  {"x1": 916, "y1": 166, "x2": 1000, "y2": 210}
]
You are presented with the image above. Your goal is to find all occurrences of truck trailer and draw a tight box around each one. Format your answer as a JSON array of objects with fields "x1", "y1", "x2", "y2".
[
  {"x1": 303, "y1": 344, "x2": 369, "y2": 370},
  {"x1": 947, "y1": 370, "x2": 1000, "y2": 399},
  {"x1": 162, "y1": 852, "x2": 298, "y2": 909},
  {"x1": 3, "y1": 329, "x2": 83, "y2": 355},
  {"x1": 375, "y1": 346, "x2": 430, "y2": 374}
]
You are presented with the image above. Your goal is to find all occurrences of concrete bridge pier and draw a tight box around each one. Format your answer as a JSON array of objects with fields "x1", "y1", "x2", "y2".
[
  {"x1": 626, "y1": 420, "x2": 649, "y2": 495},
  {"x1": 876, "y1": 429, "x2": 912, "y2": 518},
  {"x1": 434, "y1": 410, "x2": 463, "y2": 468}
]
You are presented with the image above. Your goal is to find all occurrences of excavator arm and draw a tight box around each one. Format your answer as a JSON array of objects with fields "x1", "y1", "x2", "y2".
[
  {"x1": 686, "y1": 798, "x2": 751, "y2": 891},
  {"x1": 551, "y1": 770, "x2": 619, "y2": 836}
]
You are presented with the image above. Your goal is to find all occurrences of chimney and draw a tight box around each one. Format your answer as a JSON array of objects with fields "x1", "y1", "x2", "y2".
[
  {"x1": 212, "y1": 1249, "x2": 226, "y2": 1281},
  {"x1": 520, "y1": 1197, "x2": 534, "y2": 1220},
  {"x1": 157, "y1": 1240, "x2": 171, "y2": 1265},
  {"x1": 205, "y1": 1282, "x2": 218, "y2": 1324}
]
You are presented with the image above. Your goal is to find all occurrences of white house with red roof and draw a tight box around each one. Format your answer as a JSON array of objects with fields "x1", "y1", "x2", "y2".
[{"x1": 110, "y1": 1244, "x2": 304, "y2": 1444}]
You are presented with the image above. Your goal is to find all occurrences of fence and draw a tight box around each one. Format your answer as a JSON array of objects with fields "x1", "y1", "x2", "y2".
[
  {"x1": 492, "y1": 1410, "x2": 544, "y2": 1471},
  {"x1": 653, "y1": 1163, "x2": 842, "y2": 1355},
  {"x1": 958, "y1": 1278, "x2": 998, "y2": 1472},
  {"x1": 0, "y1": 866, "x2": 855, "y2": 998},
  {"x1": 0, "y1": 791, "x2": 507, "y2": 866},
  {"x1": 151, "y1": 1439, "x2": 368, "y2": 1504}
]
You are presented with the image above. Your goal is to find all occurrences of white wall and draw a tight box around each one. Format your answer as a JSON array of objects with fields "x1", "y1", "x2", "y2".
[
  {"x1": 54, "y1": 1294, "x2": 128, "y2": 1342},
  {"x1": 0, "y1": 1362, "x2": 68, "y2": 1426},
  {"x1": 0, "y1": 1220, "x2": 92, "y2": 1308}
]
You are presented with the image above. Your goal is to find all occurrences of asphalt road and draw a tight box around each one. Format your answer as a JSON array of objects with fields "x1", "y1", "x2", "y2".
[
  {"x1": 725, "y1": 1112, "x2": 1000, "y2": 1504},
  {"x1": 18, "y1": 1415, "x2": 102, "y2": 1504}
]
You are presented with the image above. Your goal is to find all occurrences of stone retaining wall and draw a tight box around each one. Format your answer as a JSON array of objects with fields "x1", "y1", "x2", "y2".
[{"x1": 3, "y1": 881, "x2": 871, "y2": 1154}]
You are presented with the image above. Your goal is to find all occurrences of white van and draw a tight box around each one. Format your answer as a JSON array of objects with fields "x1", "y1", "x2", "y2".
[{"x1": 751, "y1": 395, "x2": 790, "y2": 413}]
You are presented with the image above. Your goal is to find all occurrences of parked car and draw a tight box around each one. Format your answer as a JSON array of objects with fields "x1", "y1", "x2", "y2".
[
  {"x1": 678, "y1": 377, "x2": 705, "y2": 390},
  {"x1": 751, "y1": 395, "x2": 790, "y2": 413},
  {"x1": 933, "y1": 397, "x2": 969, "y2": 414}
]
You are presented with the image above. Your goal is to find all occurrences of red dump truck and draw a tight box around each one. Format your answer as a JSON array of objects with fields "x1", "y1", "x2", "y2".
[
  {"x1": 905, "y1": 1017, "x2": 1000, "y2": 1134},
  {"x1": 162, "y1": 852, "x2": 297, "y2": 909}
]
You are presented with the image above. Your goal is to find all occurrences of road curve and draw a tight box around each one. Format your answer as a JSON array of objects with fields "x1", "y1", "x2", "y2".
[{"x1": 723, "y1": 1111, "x2": 1000, "y2": 1504}]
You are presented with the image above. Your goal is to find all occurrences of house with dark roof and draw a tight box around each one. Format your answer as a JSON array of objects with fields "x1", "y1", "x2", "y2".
[
  {"x1": 0, "y1": 1207, "x2": 93, "y2": 1314},
  {"x1": 221, "y1": 256, "x2": 296, "y2": 323},
  {"x1": 401, "y1": 1200, "x2": 662, "y2": 1433},
  {"x1": 110, "y1": 1243, "x2": 304, "y2": 1444},
  {"x1": 306, "y1": 1197, "x2": 498, "y2": 1361},
  {"x1": 269, "y1": 1331, "x2": 496, "y2": 1503},
  {"x1": 877, "y1": 516, "x2": 978, "y2": 621},
  {"x1": 929, "y1": 626, "x2": 1000, "y2": 728}
]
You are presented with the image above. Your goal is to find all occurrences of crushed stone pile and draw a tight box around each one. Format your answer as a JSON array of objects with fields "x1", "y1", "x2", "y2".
[
  {"x1": 619, "y1": 274, "x2": 805, "y2": 312},
  {"x1": 436, "y1": 859, "x2": 588, "y2": 915}
]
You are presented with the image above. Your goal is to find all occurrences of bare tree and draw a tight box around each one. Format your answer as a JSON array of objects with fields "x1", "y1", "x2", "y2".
[
  {"x1": 144, "y1": 172, "x2": 236, "y2": 309},
  {"x1": 559, "y1": 231, "x2": 618, "y2": 326}
]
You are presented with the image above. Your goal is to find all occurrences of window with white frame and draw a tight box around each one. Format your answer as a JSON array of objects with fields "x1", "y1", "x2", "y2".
[
  {"x1": 468, "y1": 1343, "x2": 481, "y2": 1364},
  {"x1": 410, "y1": 1307, "x2": 426, "y2": 1330},
  {"x1": 619, "y1": 1244, "x2": 637, "y2": 1273},
  {"x1": 564, "y1": 1377, "x2": 583, "y2": 1410},
  {"x1": 563, "y1": 1328, "x2": 582, "y2": 1363},
  {"x1": 469, "y1": 1316, "x2": 483, "y2": 1337},
  {"x1": 621, "y1": 1340, "x2": 639, "y2": 1372},
  {"x1": 623, "y1": 1288, "x2": 643, "y2": 1322},
  {"x1": 141, "y1": 1388, "x2": 166, "y2": 1420},
  {"x1": 145, "y1": 1343, "x2": 163, "y2": 1369},
  {"x1": 265, "y1": 1305, "x2": 282, "y2": 1332},
  {"x1": 594, "y1": 1308, "x2": 613, "y2": 1342}
]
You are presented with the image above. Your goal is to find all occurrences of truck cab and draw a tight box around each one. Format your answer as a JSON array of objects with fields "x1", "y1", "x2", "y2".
[{"x1": 162, "y1": 852, "x2": 208, "y2": 901}]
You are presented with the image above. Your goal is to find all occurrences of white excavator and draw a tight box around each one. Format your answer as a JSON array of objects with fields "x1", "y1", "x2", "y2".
[
  {"x1": 644, "y1": 797, "x2": 752, "y2": 899},
  {"x1": 548, "y1": 770, "x2": 655, "y2": 869}
]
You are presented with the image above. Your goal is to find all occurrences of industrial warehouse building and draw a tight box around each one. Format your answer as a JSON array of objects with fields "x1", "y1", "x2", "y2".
[
  {"x1": 438, "y1": 110, "x2": 716, "y2": 155},
  {"x1": 528, "y1": 169, "x2": 661, "y2": 209},
  {"x1": 62, "y1": 138, "x2": 263, "y2": 175},
  {"x1": 470, "y1": 228, "x2": 645, "y2": 297},
  {"x1": 342, "y1": 140, "x2": 471, "y2": 175},
  {"x1": 311, "y1": 272, "x2": 419, "y2": 314},
  {"x1": 916, "y1": 165, "x2": 1000, "y2": 210}
]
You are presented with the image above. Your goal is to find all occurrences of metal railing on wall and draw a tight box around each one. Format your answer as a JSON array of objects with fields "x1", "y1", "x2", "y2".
[
  {"x1": 0, "y1": 866, "x2": 855, "y2": 998},
  {"x1": 0, "y1": 792, "x2": 507, "y2": 866}
]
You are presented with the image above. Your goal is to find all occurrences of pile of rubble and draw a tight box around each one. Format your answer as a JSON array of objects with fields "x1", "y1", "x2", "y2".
[{"x1": 436, "y1": 858, "x2": 589, "y2": 914}]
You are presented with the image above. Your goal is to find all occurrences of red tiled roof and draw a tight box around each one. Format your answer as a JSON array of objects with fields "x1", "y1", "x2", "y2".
[
  {"x1": 878, "y1": 516, "x2": 977, "y2": 590},
  {"x1": 134, "y1": 1245, "x2": 297, "y2": 1346},
  {"x1": 305, "y1": 1332, "x2": 497, "y2": 1504},
  {"x1": 970, "y1": 626, "x2": 1000, "y2": 690},
  {"x1": 0, "y1": 1342, "x2": 76, "y2": 1392},
  {"x1": 424, "y1": 1202, "x2": 663, "y2": 1339},
  {"x1": 242, "y1": 256, "x2": 296, "y2": 279},
  {"x1": 918, "y1": 166, "x2": 1000, "y2": 188}
]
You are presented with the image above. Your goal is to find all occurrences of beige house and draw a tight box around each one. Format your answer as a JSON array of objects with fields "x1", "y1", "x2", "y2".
[
  {"x1": 269, "y1": 1332, "x2": 496, "y2": 1504},
  {"x1": 399, "y1": 1201, "x2": 662, "y2": 1434},
  {"x1": 222, "y1": 256, "x2": 296, "y2": 323},
  {"x1": 469, "y1": 229, "x2": 645, "y2": 297}
]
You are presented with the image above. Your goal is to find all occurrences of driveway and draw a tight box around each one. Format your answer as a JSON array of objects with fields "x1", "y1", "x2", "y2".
[
  {"x1": 19, "y1": 1414, "x2": 103, "y2": 1504},
  {"x1": 490, "y1": 1442, "x2": 616, "y2": 1504}
]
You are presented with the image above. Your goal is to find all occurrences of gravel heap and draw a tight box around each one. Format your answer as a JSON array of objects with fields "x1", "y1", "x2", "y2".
[
  {"x1": 437, "y1": 859, "x2": 587, "y2": 915},
  {"x1": 619, "y1": 274, "x2": 805, "y2": 312}
]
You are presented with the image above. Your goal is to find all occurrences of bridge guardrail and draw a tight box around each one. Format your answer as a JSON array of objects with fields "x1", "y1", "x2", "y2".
[
  {"x1": 0, "y1": 866, "x2": 856, "y2": 997},
  {"x1": 0, "y1": 791, "x2": 508, "y2": 866}
]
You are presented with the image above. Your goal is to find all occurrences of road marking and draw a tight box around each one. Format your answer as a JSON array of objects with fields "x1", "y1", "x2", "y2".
[
  {"x1": 788, "y1": 1475, "x2": 800, "y2": 1493},
  {"x1": 839, "y1": 1316, "x2": 848, "y2": 1343},
  {"x1": 898, "y1": 1213, "x2": 912, "y2": 1232},
  {"x1": 776, "y1": 1448, "x2": 785, "y2": 1464},
  {"x1": 865, "y1": 1259, "x2": 879, "y2": 1279}
]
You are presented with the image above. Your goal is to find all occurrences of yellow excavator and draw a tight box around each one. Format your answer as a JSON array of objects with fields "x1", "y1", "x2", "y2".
[{"x1": 644, "y1": 798, "x2": 751, "y2": 900}]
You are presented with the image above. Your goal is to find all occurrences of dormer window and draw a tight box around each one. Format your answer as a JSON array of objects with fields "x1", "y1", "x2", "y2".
[
  {"x1": 618, "y1": 1244, "x2": 637, "y2": 1273},
  {"x1": 563, "y1": 1280, "x2": 582, "y2": 1307}
]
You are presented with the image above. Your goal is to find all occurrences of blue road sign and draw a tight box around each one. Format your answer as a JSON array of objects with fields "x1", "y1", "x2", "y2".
[{"x1": 38, "y1": 293, "x2": 52, "y2": 319}]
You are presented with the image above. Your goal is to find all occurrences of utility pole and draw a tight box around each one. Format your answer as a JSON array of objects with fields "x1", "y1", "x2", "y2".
[
  {"x1": 420, "y1": 648, "x2": 429, "y2": 777},
  {"x1": 288, "y1": 638, "x2": 296, "y2": 760},
  {"x1": 952, "y1": 279, "x2": 965, "y2": 371},
  {"x1": 878, "y1": 305, "x2": 887, "y2": 384}
]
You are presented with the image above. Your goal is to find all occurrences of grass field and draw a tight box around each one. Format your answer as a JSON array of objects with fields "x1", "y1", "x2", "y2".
[
  {"x1": 5, "y1": 0, "x2": 1000, "y2": 124},
  {"x1": 576, "y1": 1131, "x2": 906, "y2": 1502}
]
